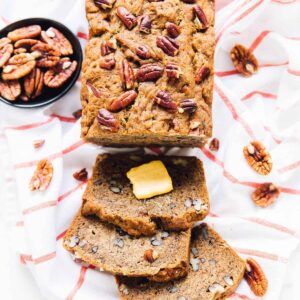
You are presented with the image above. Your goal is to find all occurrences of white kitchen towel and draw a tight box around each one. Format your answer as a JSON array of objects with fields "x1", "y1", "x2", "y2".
[{"x1": 1, "y1": 0, "x2": 300, "y2": 299}]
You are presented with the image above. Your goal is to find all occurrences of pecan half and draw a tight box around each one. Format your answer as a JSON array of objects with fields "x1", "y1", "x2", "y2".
[
  {"x1": 86, "y1": 80, "x2": 103, "y2": 98},
  {"x1": 157, "y1": 36, "x2": 179, "y2": 56},
  {"x1": 100, "y1": 54, "x2": 116, "y2": 70},
  {"x1": 94, "y1": 0, "x2": 116, "y2": 9},
  {"x1": 107, "y1": 90, "x2": 137, "y2": 112},
  {"x1": 73, "y1": 168, "x2": 88, "y2": 181},
  {"x1": 116, "y1": 7, "x2": 137, "y2": 30},
  {"x1": 41, "y1": 27, "x2": 73, "y2": 56},
  {"x1": 97, "y1": 108, "x2": 118, "y2": 131},
  {"x1": 136, "y1": 45, "x2": 151, "y2": 60},
  {"x1": 178, "y1": 99, "x2": 197, "y2": 113},
  {"x1": 144, "y1": 249, "x2": 159, "y2": 263},
  {"x1": 31, "y1": 42, "x2": 61, "y2": 68},
  {"x1": 24, "y1": 68, "x2": 44, "y2": 99},
  {"x1": 194, "y1": 5, "x2": 209, "y2": 31},
  {"x1": 139, "y1": 15, "x2": 152, "y2": 34},
  {"x1": 154, "y1": 90, "x2": 177, "y2": 112},
  {"x1": 15, "y1": 38, "x2": 38, "y2": 49},
  {"x1": 29, "y1": 159, "x2": 53, "y2": 191},
  {"x1": 120, "y1": 59, "x2": 135, "y2": 90},
  {"x1": 136, "y1": 63, "x2": 164, "y2": 82},
  {"x1": 245, "y1": 258, "x2": 268, "y2": 296},
  {"x1": 252, "y1": 183, "x2": 280, "y2": 208},
  {"x1": 2, "y1": 53, "x2": 36, "y2": 80},
  {"x1": 0, "y1": 37, "x2": 13, "y2": 67},
  {"x1": 166, "y1": 62, "x2": 182, "y2": 79},
  {"x1": 101, "y1": 39, "x2": 116, "y2": 56},
  {"x1": 72, "y1": 109, "x2": 82, "y2": 119},
  {"x1": 231, "y1": 44, "x2": 258, "y2": 77},
  {"x1": 0, "y1": 79, "x2": 21, "y2": 101},
  {"x1": 195, "y1": 66, "x2": 210, "y2": 84},
  {"x1": 8, "y1": 25, "x2": 41, "y2": 42},
  {"x1": 166, "y1": 22, "x2": 181, "y2": 38},
  {"x1": 209, "y1": 138, "x2": 220, "y2": 151},
  {"x1": 243, "y1": 141, "x2": 272, "y2": 175}
]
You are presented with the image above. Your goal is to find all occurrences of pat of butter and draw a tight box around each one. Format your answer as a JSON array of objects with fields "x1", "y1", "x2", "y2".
[{"x1": 126, "y1": 160, "x2": 173, "y2": 199}]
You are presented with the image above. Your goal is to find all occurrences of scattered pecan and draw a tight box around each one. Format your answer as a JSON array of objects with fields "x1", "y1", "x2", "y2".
[
  {"x1": 157, "y1": 36, "x2": 179, "y2": 56},
  {"x1": 181, "y1": 0, "x2": 196, "y2": 2},
  {"x1": 139, "y1": 15, "x2": 152, "y2": 34},
  {"x1": 195, "y1": 66, "x2": 210, "y2": 84},
  {"x1": 100, "y1": 39, "x2": 116, "y2": 56},
  {"x1": 99, "y1": 54, "x2": 116, "y2": 70},
  {"x1": 166, "y1": 62, "x2": 182, "y2": 79},
  {"x1": 193, "y1": 5, "x2": 209, "y2": 31},
  {"x1": 0, "y1": 79, "x2": 21, "y2": 101},
  {"x1": 94, "y1": 0, "x2": 116, "y2": 9},
  {"x1": 107, "y1": 90, "x2": 137, "y2": 112},
  {"x1": 86, "y1": 80, "x2": 103, "y2": 98},
  {"x1": 24, "y1": 68, "x2": 44, "y2": 99},
  {"x1": 29, "y1": 159, "x2": 53, "y2": 191},
  {"x1": 209, "y1": 138, "x2": 220, "y2": 151},
  {"x1": 0, "y1": 37, "x2": 13, "y2": 68},
  {"x1": 243, "y1": 141, "x2": 272, "y2": 175},
  {"x1": 73, "y1": 168, "x2": 88, "y2": 181},
  {"x1": 154, "y1": 90, "x2": 177, "y2": 112},
  {"x1": 245, "y1": 258, "x2": 268, "y2": 297},
  {"x1": 31, "y1": 43, "x2": 61, "y2": 68},
  {"x1": 33, "y1": 139, "x2": 45, "y2": 149},
  {"x1": 166, "y1": 22, "x2": 181, "y2": 38},
  {"x1": 252, "y1": 183, "x2": 280, "y2": 208},
  {"x1": 136, "y1": 63, "x2": 164, "y2": 82},
  {"x1": 15, "y1": 38, "x2": 38, "y2": 49},
  {"x1": 120, "y1": 59, "x2": 135, "y2": 90},
  {"x1": 136, "y1": 45, "x2": 151, "y2": 60},
  {"x1": 178, "y1": 99, "x2": 197, "y2": 113},
  {"x1": 2, "y1": 53, "x2": 36, "y2": 80},
  {"x1": 72, "y1": 109, "x2": 82, "y2": 119},
  {"x1": 230, "y1": 44, "x2": 258, "y2": 77},
  {"x1": 97, "y1": 108, "x2": 118, "y2": 131},
  {"x1": 144, "y1": 249, "x2": 159, "y2": 263},
  {"x1": 8, "y1": 25, "x2": 41, "y2": 42},
  {"x1": 116, "y1": 7, "x2": 137, "y2": 30}
]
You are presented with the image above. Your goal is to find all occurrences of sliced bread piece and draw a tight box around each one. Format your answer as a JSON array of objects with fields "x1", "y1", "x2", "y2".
[
  {"x1": 116, "y1": 223, "x2": 246, "y2": 300},
  {"x1": 81, "y1": 154, "x2": 210, "y2": 236},
  {"x1": 63, "y1": 211, "x2": 191, "y2": 282}
]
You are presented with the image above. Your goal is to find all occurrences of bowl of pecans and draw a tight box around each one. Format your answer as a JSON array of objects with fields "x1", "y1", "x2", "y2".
[{"x1": 0, "y1": 18, "x2": 83, "y2": 108}]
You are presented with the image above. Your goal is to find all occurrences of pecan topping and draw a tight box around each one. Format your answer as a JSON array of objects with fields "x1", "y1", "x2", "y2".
[
  {"x1": 0, "y1": 79, "x2": 21, "y2": 101},
  {"x1": 209, "y1": 138, "x2": 220, "y2": 151},
  {"x1": 97, "y1": 108, "x2": 118, "y2": 131},
  {"x1": 193, "y1": 5, "x2": 209, "y2": 31},
  {"x1": 86, "y1": 80, "x2": 103, "y2": 98},
  {"x1": 24, "y1": 68, "x2": 44, "y2": 99},
  {"x1": 243, "y1": 141, "x2": 272, "y2": 175},
  {"x1": 166, "y1": 22, "x2": 181, "y2": 38},
  {"x1": 120, "y1": 59, "x2": 135, "y2": 90},
  {"x1": 230, "y1": 44, "x2": 258, "y2": 77},
  {"x1": 0, "y1": 38, "x2": 13, "y2": 68},
  {"x1": 8, "y1": 25, "x2": 41, "y2": 42},
  {"x1": 116, "y1": 7, "x2": 137, "y2": 30},
  {"x1": 136, "y1": 45, "x2": 151, "y2": 60},
  {"x1": 107, "y1": 90, "x2": 137, "y2": 112},
  {"x1": 245, "y1": 258, "x2": 268, "y2": 296},
  {"x1": 144, "y1": 249, "x2": 159, "y2": 263},
  {"x1": 101, "y1": 39, "x2": 116, "y2": 56},
  {"x1": 154, "y1": 90, "x2": 177, "y2": 112},
  {"x1": 252, "y1": 183, "x2": 280, "y2": 208},
  {"x1": 73, "y1": 168, "x2": 88, "y2": 181},
  {"x1": 29, "y1": 159, "x2": 53, "y2": 191},
  {"x1": 72, "y1": 109, "x2": 82, "y2": 120},
  {"x1": 94, "y1": 0, "x2": 116, "y2": 9},
  {"x1": 178, "y1": 99, "x2": 197, "y2": 113},
  {"x1": 99, "y1": 54, "x2": 116, "y2": 70},
  {"x1": 136, "y1": 64, "x2": 164, "y2": 82},
  {"x1": 157, "y1": 36, "x2": 179, "y2": 56},
  {"x1": 166, "y1": 62, "x2": 182, "y2": 79},
  {"x1": 139, "y1": 15, "x2": 152, "y2": 34},
  {"x1": 195, "y1": 66, "x2": 210, "y2": 84}
]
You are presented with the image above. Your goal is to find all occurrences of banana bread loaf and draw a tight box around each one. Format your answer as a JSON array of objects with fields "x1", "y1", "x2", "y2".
[{"x1": 81, "y1": 0, "x2": 214, "y2": 147}]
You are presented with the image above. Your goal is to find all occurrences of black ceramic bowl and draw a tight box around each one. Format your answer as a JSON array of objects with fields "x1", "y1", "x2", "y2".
[{"x1": 0, "y1": 18, "x2": 83, "y2": 108}]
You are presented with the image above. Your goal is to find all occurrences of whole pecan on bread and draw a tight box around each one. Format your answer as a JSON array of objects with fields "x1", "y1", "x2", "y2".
[
  {"x1": 119, "y1": 59, "x2": 135, "y2": 90},
  {"x1": 156, "y1": 36, "x2": 179, "y2": 57},
  {"x1": 107, "y1": 90, "x2": 137, "y2": 112},
  {"x1": 136, "y1": 64, "x2": 164, "y2": 82},
  {"x1": 97, "y1": 108, "x2": 119, "y2": 131},
  {"x1": 116, "y1": 7, "x2": 137, "y2": 30},
  {"x1": 154, "y1": 90, "x2": 177, "y2": 112}
]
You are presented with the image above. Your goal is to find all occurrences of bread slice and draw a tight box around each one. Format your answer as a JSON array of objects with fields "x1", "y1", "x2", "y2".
[
  {"x1": 81, "y1": 154, "x2": 210, "y2": 236},
  {"x1": 116, "y1": 223, "x2": 246, "y2": 299},
  {"x1": 63, "y1": 211, "x2": 191, "y2": 282}
]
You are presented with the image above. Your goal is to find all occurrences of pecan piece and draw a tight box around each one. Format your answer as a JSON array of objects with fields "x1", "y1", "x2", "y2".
[
  {"x1": 252, "y1": 183, "x2": 280, "y2": 208},
  {"x1": 243, "y1": 141, "x2": 272, "y2": 175},
  {"x1": 231, "y1": 44, "x2": 258, "y2": 77},
  {"x1": 136, "y1": 63, "x2": 164, "y2": 82},
  {"x1": 245, "y1": 258, "x2": 268, "y2": 296},
  {"x1": 97, "y1": 108, "x2": 118, "y2": 131},
  {"x1": 73, "y1": 168, "x2": 88, "y2": 181},
  {"x1": 24, "y1": 68, "x2": 44, "y2": 99},
  {"x1": 86, "y1": 80, "x2": 103, "y2": 98},
  {"x1": 107, "y1": 90, "x2": 137, "y2": 112},
  {"x1": 100, "y1": 54, "x2": 116, "y2": 70},
  {"x1": 195, "y1": 66, "x2": 210, "y2": 84},
  {"x1": 15, "y1": 39, "x2": 38, "y2": 49},
  {"x1": 0, "y1": 37, "x2": 13, "y2": 67},
  {"x1": 139, "y1": 15, "x2": 152, "y2": 34},
  {"x1": 2, "y1": 53, "x2": 36, "y2": 80},
  {"x1": 44, "y1": 58, "x2": 77, "y2": 88},
  {"x1": 94, "y1": 0, "x2": 116, "y2": 9},
  {"x1": 116, "y1": 7, "x2": 137, "y2": 30},
  {"x1": 120, "y1": 59, "x2": 135, "y2": 90},
  {"x1": 144, "y1": 249, "x2": 159, "y2": 263},
  {"x1": 181, "y1": 0, "x2": 196, "y2": 3},
  {"x1": 101, "y1": 39, "x2": 116, "y2": 56},
  {"x1": 0, "y1": 79, "x2": 21, "y2": 101},
  {"x1": 209, "y1": 138, "x2": 220, "y2": 151},
  {"x1": 178, "y1": 99, "x2": 197, "y2": 113},
  {"x1": 166, "y1": 62, "x2": 182, "y2": 79},
  {"x1": 33, "y1": 139, "x2": 45, "y2": 149},
  {"x1": 41, "y1": 27, "x2": 73, "y2": 56},
  {"x1": 29, "y1": 159, "x2": 53, "y2": 191},
  {"x1": 8, "y1": 25, "x2": 41, "y2": 42},
  {"x1": 31, "y1": 42, "x2": 61, "y2": 68},
  {"x1": 136, "y1": 45, "x2": 151, "y2": 60},
  {"x1": 154, "y1": 90, "x2": 177, "y2": 112},
  {"x1": 166, "y1": 22, "x2": 181, "y2": 38},
  {"x1": 194, "y1": 5, "x2": 209, "y2": 31},
  {"x1": 72, "y1": 109, "x2": 82, "y2": 119},
  {"x1": 157, "y1": 36, "x2": 179, "y2": 56}
]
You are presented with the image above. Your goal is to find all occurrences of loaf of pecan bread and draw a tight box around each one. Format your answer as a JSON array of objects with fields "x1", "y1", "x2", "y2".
[
  {"x1": 81, "y1": 0, "x2": 215, "y2": 147},
  {"x1": 63, "y1": 210, "x2": 191, "y2": 282},
  {"x1": 81, "y1": 154, "x2": 210, "y2": 236},
  {"x1": 116, "y1": 224, "x2": 246, "y2": 299}
]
